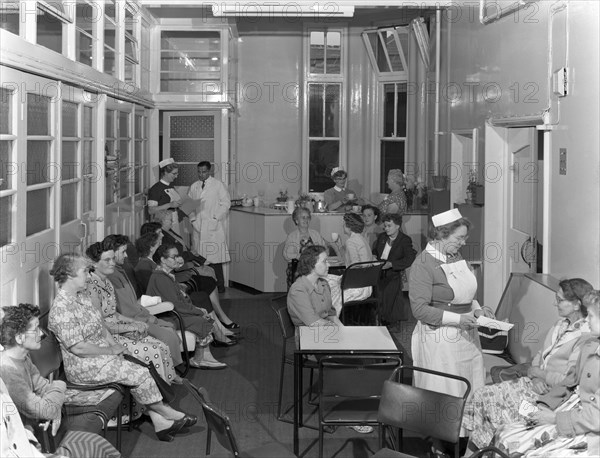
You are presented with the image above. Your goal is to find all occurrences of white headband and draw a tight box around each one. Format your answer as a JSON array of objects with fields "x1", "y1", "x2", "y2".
[
  {"x1": 331, "y1": 167, "x2": 345, "y2": 177},
  {"x1": 159, "y1": 158, "x2": 175, "y2": 168},
  {"x1": 432, "y1": 208, "x2": 462, "y2": 227}
]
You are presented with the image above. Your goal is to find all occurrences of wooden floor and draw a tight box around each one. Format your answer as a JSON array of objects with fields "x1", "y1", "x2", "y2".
[{"x1": 115, "y1": 287, "x2": 432, "y2": 458}]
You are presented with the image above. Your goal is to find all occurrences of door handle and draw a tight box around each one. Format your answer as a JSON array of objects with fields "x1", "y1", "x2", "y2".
[{"x1": 520, "y1": 236, "x2": 536, "y2": 268}]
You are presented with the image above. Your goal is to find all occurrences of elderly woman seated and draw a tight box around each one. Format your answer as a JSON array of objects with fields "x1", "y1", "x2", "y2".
[
  {"x1": 287, "y1": 245, "x2": 343, "y2": 328},
  {"x1": 0, "y1": 304, "x2": 122, "y2": 457},
  {"x1": 463, "y1": 278, "x2": 594, "y2": 455},
  {"x1": 48, "y1": 254, "x2": 196, "y2": 442}
]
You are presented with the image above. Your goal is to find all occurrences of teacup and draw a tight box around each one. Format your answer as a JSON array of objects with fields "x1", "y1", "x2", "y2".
[
  {"x1": 347, "y1": 193, "x2": 355, "y2": 200},
  {"x1": 331, "y1": 232, "x2": 339, "y2": 242}
]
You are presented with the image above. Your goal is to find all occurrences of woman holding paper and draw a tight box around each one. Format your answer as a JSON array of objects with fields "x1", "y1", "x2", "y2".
[
  {"x1": 462, "y1": 278, "x2": 593, "y2": 455},
  {"x1": 408, "y1": 208, "x2": 493, "y2": 455}
]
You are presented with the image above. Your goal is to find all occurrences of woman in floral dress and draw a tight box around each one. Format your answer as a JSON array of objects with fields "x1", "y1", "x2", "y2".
[
  {"x1": 49, "y1": 253, "x2": 196, "y2": 442},
  {"x1": 85, "y1": 242, "x2": 178, "y2": 386},
  {"x1": 378, "y1": 169, "x2": 407, "y2": 215}
]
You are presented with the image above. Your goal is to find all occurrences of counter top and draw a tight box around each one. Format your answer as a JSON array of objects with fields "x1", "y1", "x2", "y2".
[{"x1": 231, "y1": 206, "x2": 430, "y2": 216}]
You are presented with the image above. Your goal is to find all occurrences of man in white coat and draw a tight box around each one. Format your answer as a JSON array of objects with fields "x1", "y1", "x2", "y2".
[{"x1": 188, "y1": 161, "x2": 231, "y2": 293}]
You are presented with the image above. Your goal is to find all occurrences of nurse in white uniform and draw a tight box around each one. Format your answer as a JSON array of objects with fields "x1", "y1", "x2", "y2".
[{"x1": 408, "y1": 209, "x2": 494, "y2": 445}]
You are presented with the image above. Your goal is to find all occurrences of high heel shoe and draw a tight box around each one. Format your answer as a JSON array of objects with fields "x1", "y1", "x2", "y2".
[
  {"x1": 222, "y1": 321, "x2": 240, "y2": 330},
  {"x1": 155, "y1": 417, "x2": 187, "y2": 442},
  {"x1": 181, "y1": 414, "x2": 198, "y2": 427}
]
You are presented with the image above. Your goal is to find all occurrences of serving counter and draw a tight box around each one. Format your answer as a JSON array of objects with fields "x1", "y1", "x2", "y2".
[{"x1": 229, "y1": 206, "x2": 428, "y2": 292}]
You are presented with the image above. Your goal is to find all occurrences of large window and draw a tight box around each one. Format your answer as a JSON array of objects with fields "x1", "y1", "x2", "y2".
[
  {"x1": 380, "y1": 83, "x2": 407, "y2": 192},
  {"x1": 305, "y1": 27, "x2": 345, "y2": 192}
]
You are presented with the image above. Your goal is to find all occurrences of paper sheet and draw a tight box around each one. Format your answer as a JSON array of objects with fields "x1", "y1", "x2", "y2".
[
  {"x1": 477, "y1": 316, "x2": 514, "y2": 331},
  {"x1": 140, "y1": 295, "x2": 161, "y2": 307}
]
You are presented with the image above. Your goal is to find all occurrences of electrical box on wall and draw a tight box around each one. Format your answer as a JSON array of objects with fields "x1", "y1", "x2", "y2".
[{"x1": 559, "y1": 148, "x2": 567, "y2": 175}]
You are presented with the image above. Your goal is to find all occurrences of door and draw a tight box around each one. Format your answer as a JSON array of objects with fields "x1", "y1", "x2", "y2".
[{"x1": 507, "y1": 128, "x2": 538, "y2": 275}]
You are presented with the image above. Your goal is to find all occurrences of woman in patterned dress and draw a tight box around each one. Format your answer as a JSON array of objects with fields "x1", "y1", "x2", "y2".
[
  {"x1": 378, "y1": 169, "x2": 407, "y2": 215},
  {"x1": 84, "y1": 242, "x2": 179, "y2": 387},
  {"x1": 48, "y1": 254, "x2": 196, "y2": 442}
]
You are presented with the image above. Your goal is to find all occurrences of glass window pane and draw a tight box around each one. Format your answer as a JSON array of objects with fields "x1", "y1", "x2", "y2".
[
  {"x1": 396, "y1": 84, "x2": 407, "y2": 137},
  {"x1": 383, "y1": 84, "x2": 395, "y2": 137},
  {"x1": 26, "y1": 188, "x2": 50, "y2": 236},
  {"x1": 170, "y1": 139, "x2": 214, "y2": 163},
  {"x1": 374, "y1": 32, "x2": 389, "y2": 72},
  {"x1": 104, "y1": 0, "x2": 116, "y2": 21},
  {"x1": 119, "y1": 169, "x2": 130, "y2": 197},
  {"x1": 62, "y1": 101, "x2": 78, "y2": 137},
  {"x1": 384, "y1": 31, "x2": 403, "y2": 72},
  {"x1": 82, "y1": 141, "x2": 92, "y2": 176},
  {"x1": 83, "y1": 176, "x2": 92, "y2": 213},
  {"x1": 380, "y1": 141, "x2": 405, "y2": 193},
  {"x1": 61, "y1": 141, "x2": 77, "y2": 180},
  {"x1": 37, "y1": 7, "x2": 63, "y2": 54},
  {"x1": 61, "y1": 182, "x2": 77, "y2": 223},
  {"x1": 170, "y1": 115, "x2": 213, "y2": 138},
  {"x1": 83, "y1": 106, "x2": 93, "y2": 137},
  {"x1": 135, "y1": 115, "x2": 142, "y2": 138},
  {"x1": 0, "y1": 3, "x2": 19, "y2": 35},
  {"x1": 134, "y1": 141, "x2": 142, "y2": 163},
  {"x1": 308, "y1": 84, "x2": 324, "y2": 137},
  {"x1": 1, "y1": 87, "x2": 12, "y2": 134},
  {"x1": 106, "y1": 171, "x2": 116, "y2": 203},
  {"x1": 125, "y1": 7, "x2": 135, "y2": 36},
  {"x1": 105, "y1": 110, "x2": 115, "y2": 137},
  {"x1": 27, "y1": 141, "x2": 51, "y2": 185},
  {"x1": 134, "y1": 167, "x2": 143, "y2": 194},
  {"x1": 119, "y1": 140, "x2": 129, "y2": 167},
  {"x1": 104, "y1": 47, "x2": 116, "y2": 76},
  {"x1": 0, "y1": 141, "x2": 12, "y2": 190},
  {"x1": 119, "y1": 112, "x2": 129, "y2": 136},
  {"x1": 324, "y1": 85, "x2": 340, "y2": 137},
  {"x1": 309, "y1": 140, "x2": 339, "y2": 192},
  {"x1": 27, "y1": 94, "x2": 50, "y2": 135},
  {"x1": 76, "y1": 2, "x2": 96, "y2": 33},
  {"x1": 77, "y1": 31, "x2": 93, "y2": 66},
  {"x1": 0, "y1": 195, "x2": 12, "y2": 246},
  {"x1": 325, "y1": 32, "x2": 341, "y2": 74},
  {"x1": 310, "y1": 31, "x2": 324, "y2": 74}
]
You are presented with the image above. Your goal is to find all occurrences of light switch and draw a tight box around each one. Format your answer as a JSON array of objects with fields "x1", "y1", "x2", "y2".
[{"x1": 559, "y1": 148, "x2": 567, "y2": 175}]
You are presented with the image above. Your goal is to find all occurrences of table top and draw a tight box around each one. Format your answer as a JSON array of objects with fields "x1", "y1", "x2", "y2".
[{"x1": 297, "y1": 326, "x2": 399, "y2": 353}]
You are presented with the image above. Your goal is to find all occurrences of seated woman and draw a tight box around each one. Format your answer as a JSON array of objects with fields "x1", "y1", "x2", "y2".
[
  {"x1": 48, "y1": 254, "x2": 195, "y2": 442},
  {"x1": 85, "y1": 242, "x2": 180, "y2": 385},
  {"x1": 492, "y1": 290, "x2": 600, "y2": 458},
  {"x1": 134, "y1": 231, "x2": 164, "y2": 294},
  {"x1": 361, "y1": 204, "x2": 383, "y2": 248},
  {"x1": 328, "y1": 213, "x2": 375, "y2": 316},
  {"x1": 0, "y1": 304, "x2": 121, "y2": 458},
  {"x1": 146, "y1": 243, "x2": 234, "y2": 368},
  {"x1": 373, "y1": 213, "x2": 416, "y2": 324},
  {"x1": 152, "y1": 209, "x2": 240, "y2": 330},
  {"x1": 323, "y1": 168, "x2": 362, "y2": 212},
  {"x1": 287, "y1": 245, "x2": 343, "y2": 328},
  {"x1": 463, "y1": 278, "x2": 593, "y2": 455},
  {"x1": 283, "y1": 207, "x2": 335, "y2": 288},
  {"x1": 378, "y1": 169, "x2": 407, "y2": 215}
]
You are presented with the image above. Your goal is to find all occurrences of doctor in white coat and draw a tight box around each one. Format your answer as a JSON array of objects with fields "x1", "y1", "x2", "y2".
[{"x1": 188, "y1": 161, "x2": 231, "y2": 294}]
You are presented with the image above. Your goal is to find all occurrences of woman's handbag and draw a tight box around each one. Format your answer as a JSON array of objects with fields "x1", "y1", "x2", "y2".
[{"x1": 122, "y1": 354, "x2": 175, "y2": 403}]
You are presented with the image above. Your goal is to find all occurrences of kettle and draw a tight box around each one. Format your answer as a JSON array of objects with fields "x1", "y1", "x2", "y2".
[{"x1": 315, "y1": 201, "x2": 328, "y2": 212}]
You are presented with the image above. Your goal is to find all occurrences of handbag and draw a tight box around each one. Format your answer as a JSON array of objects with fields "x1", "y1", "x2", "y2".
[{"x1": 122, "y1": 354, "x2": 175, "y2": 403}]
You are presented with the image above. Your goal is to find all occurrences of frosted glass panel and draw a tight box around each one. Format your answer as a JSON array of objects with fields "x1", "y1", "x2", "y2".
[
  {"x1": 1, "y1": 88, "x2": 11, "y2": 134},
  {"x1": 170, "y1": 116, "x2": 214, "y2": 138},
  {"x1": 61, "y1": 141, "x2": 78, "y2": 180},
  {"x1": 61, "y1": 182, "x2": 77, "y2": 223},
  {"x1": 0, "y1": 195, "x2": 11, "y2": 246},
  {"x1": 27, "y1": 188, "x2": 50, "y2": 236},
  {"x1": 27, "y1": 95, "x2": 50, "y2": 135},
  {"x1": 62, "y1": 102, "x2": 78, "y2": 137},
  {"x1": 27, "y1": 141, "x2": 51, "y2": 185},
  {"x1": 172, "y1": 164, "x2": 197, "y2": 187},
  {"x1": 170, "y1": 140, "x2": 214, "y2": 163}
]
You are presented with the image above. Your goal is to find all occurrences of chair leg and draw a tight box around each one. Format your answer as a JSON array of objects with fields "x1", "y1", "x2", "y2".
[
  {"x1": 206, "y1": 428, "x2": 212, "y2": 455},
  {"x1": 277, "y1": 348, "x2": 287, "y2": 420},
  {"x1": 318, "y1": 425, "x2": 324, "y2": 458}
]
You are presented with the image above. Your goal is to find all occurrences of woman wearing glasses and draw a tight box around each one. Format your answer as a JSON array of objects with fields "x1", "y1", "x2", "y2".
[
  {"x1": 462, "y1": 278, "x2": 593, "y2": 455},
  {"x1": 408, "y1": 208, "x2": 493, "y2": 457}
]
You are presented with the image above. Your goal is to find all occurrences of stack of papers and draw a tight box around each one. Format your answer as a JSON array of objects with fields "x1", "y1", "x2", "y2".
[{"x1": 477, "y1": 316, "x2": 514, "y2": 331}]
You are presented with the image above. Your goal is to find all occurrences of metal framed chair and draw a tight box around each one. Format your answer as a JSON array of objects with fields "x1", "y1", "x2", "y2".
[
  {"x1": 318, "y1": 355, "x2": 402, "y2": 458},
  {"x1": 145, "y1": 302, "x2": 194, "y2": 377},
  {"x1": 30, "y1": 328, "x2": 126, "y2": 452},
  {"x1": 376, "y1": 365, "x2": 471, "y2": 458},
  {"x1": 271, "y1": 305, "x2": 319, "y2": 425},
  {"x1": 184, "y1": 380, "x2": 295, "y2": 458},
  {"x1": 339, "y1": 260, "x2": 385, "y2": 325}
]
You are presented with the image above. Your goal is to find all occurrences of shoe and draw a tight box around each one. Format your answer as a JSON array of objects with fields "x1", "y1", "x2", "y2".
[
  {"x1": 189, "y1": 359, "x2": 228, "y2": 370},
  {"x1": 181, "y1": 414, "x2": 198, "y2": 427},
  {"x1": 211, "y1": 339, "x2": 238, "y2": 348},
  {"x1": 218, "y1": 287, "x2": 226, "y2": 294},
  {"x1": 222, "y1": 321, "x2": 240, "y2": 330},
  {"x1": 348, "y1": 425, "x2": 374, "y2": 434},
  {"x1": 156, "y1": 417, "x2": 187, "y2": 442}
]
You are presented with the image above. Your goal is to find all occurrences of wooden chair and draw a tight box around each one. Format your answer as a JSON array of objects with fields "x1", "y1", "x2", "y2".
[
  {"x1": 29, "y1": 328, "x2": 126, "y2": 452},
  {"x1": 318, "y1": 355, "x2": 402, "y2": 458},
  {"x1": 339, "y1": 260, "x2": 385, "y2": 325},
  {"x1": 184, "y1": 380, "x2": 295, "y2": 458},
  {"x1": 271, "y1": 305, "x2": 318, "y2": 425},
  {"x1": 376, "y1": 366, "x2": 471, "y2": 458}
]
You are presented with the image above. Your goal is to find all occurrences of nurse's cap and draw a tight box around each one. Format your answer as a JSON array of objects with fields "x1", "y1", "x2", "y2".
[
  {"x1": 330, "y1": 167, "x2": 345, "y2": 177},
  {"x1": 432, "y1": 208, "x2": 462, "y2": 227},
  {"x1": 159, "y1": 158, "x2": 175, "y2": 168}
]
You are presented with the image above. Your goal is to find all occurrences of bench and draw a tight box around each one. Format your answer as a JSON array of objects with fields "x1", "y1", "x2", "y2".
[{"x1": 482, "y1": 273, "x2": 560, "y2": 381}]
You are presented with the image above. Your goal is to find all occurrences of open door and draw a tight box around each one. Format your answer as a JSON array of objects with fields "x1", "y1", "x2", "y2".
[{"x1": 507, "y1": 128, "x2": 538, "y2": 274}]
